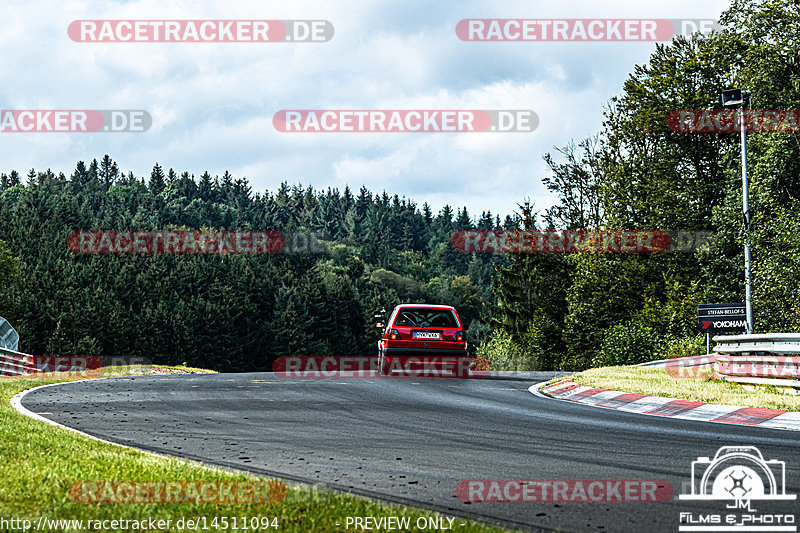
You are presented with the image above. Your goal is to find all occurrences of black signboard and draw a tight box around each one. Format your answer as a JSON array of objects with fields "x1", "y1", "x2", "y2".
[{"x1": 698, "y1": 303, "x2": 746, "y2": 333}]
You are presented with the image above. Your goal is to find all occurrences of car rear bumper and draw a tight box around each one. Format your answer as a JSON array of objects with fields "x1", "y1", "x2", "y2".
[
  {"x1": 380, "y1": 349, "x2": 473, "y2": 377},
  {"x1": 382, "y1": 347, "x2": 470, "y2": 357}
]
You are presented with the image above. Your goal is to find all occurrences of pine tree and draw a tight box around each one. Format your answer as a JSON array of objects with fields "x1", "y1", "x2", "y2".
[
  {"x1": 99, "y1": 155, "x2": 118, "y2": 190},
  {"x1": 342, "y1": 185, "x2": 354, "y2": 212},
  {"x1": 422, "y1": 202, "x2": 433, "y2": 226},
  {"x1": 356, "y1": 186, "x2": 371, "y2": 220},
  {"x1": 489, "y1": 202, "x2": 569, "y2": 370},
  {"x1": 88, "y1": 159, "x2": 99, "y2": 184},
  {"x1": 149, "y1": 163, "x2": 166, "y2": 195},
  {"x1": 478, "y1": 211, "x2": 494, "y2": 230},
  {"x1": 456, "y1": 206, "x2": 472, "y2": 230},
  {"x1": 198, "y1": 171, "x2": 213, "y2": 201},
  {"x1": 71, "y1": 161, "x2": 89, "y2": 187},
  {"x1": 221, "y1": 170, "x2": 233, "y2": 199}
]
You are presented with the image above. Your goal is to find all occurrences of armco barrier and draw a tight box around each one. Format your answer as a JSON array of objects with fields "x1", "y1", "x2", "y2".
[
  {"x1": 0, "y1": 346, "x2": 41, "y2": 376},
  {"x1": 0, "y1": 316, "x2": 19, "y2": 351},
  {"x1": 712, "y1": 333, "x2": 800, "y2": 392},
  {"x1": 636, "y1": 354, "x2": 719, "y2": 367}
]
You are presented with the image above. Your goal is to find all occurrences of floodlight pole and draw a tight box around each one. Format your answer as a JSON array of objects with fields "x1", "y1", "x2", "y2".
[{"x1": 738, "y1": 103, "x2": 754, "y2": 334}]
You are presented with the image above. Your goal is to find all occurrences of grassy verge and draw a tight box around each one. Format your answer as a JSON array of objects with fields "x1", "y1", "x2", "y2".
[
  {"x1": 1, "y1": 366, "x2": 518, "y2": 533},
  {"x1": 565, "y1": 365, "x2": 800, "y2": 412}
]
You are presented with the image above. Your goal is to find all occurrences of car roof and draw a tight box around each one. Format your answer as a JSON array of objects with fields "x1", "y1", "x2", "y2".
[{"x1": 394, "y1": 304, "x2": 456, "y2": 310}]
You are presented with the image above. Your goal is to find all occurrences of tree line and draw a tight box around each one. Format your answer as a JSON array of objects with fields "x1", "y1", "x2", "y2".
[
  {"x1": 0, "y1": 160, "x2": 507, "y2": 371},
  {"x1": 485, "y1": 0, "x2": 800, "y2": 370}
]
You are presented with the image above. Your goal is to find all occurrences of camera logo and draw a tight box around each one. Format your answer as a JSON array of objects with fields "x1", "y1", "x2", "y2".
[
  {"x1": 678, "y1": 446, "x2": 796, "y2": 533},
  {"x1": 680, "y1": 446, "x2": 795, "y2": 501}
]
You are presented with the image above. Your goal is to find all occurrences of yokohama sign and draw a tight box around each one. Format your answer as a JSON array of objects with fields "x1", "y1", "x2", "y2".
[{"x1": 698, "y1": 303, "x2": 746, "y2": 333}]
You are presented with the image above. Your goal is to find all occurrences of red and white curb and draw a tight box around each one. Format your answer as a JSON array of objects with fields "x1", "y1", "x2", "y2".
[{"x1": 531, "y1": 380, "x2": 800, "y2": 432}]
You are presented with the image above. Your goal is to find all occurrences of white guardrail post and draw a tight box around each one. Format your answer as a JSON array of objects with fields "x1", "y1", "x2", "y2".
[{"x1": 712, "y1": 333, "x2": 800, "y2": 392}]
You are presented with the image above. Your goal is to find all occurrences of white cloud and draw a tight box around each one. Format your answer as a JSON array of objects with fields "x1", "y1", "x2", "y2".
[{"x1": 0, "y1": 0, "x2": 730, "y2": 219}]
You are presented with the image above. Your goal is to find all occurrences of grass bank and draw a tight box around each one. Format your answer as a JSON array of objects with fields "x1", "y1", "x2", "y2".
[{"x1": 566, "y1": 365, "x2": 800, "y2": 411}]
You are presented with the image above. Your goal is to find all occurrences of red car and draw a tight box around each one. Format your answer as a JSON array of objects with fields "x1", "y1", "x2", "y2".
[{"x1": 377, "y1": 304, "x2": 471, "y2": 377}]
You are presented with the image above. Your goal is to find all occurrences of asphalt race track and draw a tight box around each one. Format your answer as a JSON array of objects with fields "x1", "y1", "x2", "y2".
[{"x1": 21, "y1": 373, "x2": 800, "y2": 533}]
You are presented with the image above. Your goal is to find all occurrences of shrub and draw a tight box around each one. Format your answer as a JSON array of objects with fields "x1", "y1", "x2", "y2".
[
  {"x1": 595, "y1": 322, "x2": 663, "y2": 366},
  {"x1": 476, "y1": 330, "x2": 538, "y2": 371},
  {"x1": 657, "y1": 334, "x2": 706, "y2": 360}
]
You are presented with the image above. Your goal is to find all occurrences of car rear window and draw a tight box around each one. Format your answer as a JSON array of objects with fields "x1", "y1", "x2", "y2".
[{"x1": 393, "y1": 308, "x2": 458, "y2": 328}]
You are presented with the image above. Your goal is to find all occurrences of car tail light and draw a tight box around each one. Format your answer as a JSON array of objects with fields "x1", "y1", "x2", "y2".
[
  {"x1": 389, "y1": 329, "x2": 399, "y2": 340},
  {"x1": 454, "y1": 331, "x2": 464, "y2": 342}
]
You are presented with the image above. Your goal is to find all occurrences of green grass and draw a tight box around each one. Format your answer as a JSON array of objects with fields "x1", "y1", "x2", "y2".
[
  {"x1": 565, "y1": 365, "x2": 800, "y2": 411},
  {"x1": 1, "y1": 366, "x2": 520, "y2": 533}
]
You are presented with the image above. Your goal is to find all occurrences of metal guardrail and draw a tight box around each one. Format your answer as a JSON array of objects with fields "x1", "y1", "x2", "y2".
[
  {"x1": 712, "y1": 333, "x2": 800, "y2": 391},
  {"x1": 636, "y1": 355, "x2": 719, "y2": 367},
  {"x1": 0, "y1": 346, "x2": 41, "y2": 376},
  {"x1": 0, "y1": 315, "x2": 19, "y2": 351},
  {"x1": 712, "y1": 333, "x2": 800, "y2": 354}
]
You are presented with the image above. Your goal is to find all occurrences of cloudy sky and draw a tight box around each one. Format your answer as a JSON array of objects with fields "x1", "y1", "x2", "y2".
[{"x1": 1, "y1": 0, "x2": 730, "y2": 219}]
